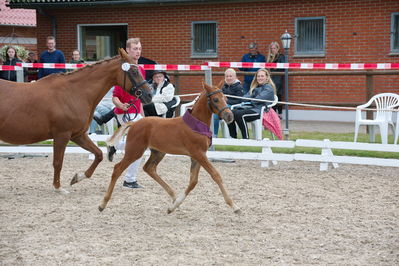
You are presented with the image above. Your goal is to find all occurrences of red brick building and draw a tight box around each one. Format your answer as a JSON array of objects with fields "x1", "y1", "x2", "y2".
[
  {"x1": 0, "y1": 0, "x2": 36, "y2": 58},
  {"x1": 6, "y1": 0, "x2": 399, "y2": 121}
]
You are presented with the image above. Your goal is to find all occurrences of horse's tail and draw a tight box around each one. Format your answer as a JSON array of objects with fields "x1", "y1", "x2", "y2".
[{"x1": 106, "y1": 121, "x2": 134, "y2": 147}]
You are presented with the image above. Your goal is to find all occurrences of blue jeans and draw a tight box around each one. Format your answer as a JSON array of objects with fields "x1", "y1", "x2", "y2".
[{"x1": 213, "y1": 104, "x2": 231, "y2": 136}]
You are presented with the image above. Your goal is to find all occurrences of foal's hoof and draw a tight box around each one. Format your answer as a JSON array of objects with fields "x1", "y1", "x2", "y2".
[
  {"x1": 70, "y1": 173, "x2": 86, "y2": 186},
  {"x1": 98, "y1": 206, "x2": 104, "y2": 212},
  {"x1": 54, "y1": 187, "x2": 70, "y2": 194}
]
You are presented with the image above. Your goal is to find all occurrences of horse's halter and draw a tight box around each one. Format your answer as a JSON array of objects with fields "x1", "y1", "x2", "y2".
[
  {"x1": 120, "y1": 62, "x2": 147, "y2": 123},
  {"x1": 121, "y1": 62, "x2": 148, "y2": 98},
  {"x1": 207, "y1": 89, "x2": 230, "y2": 118}
]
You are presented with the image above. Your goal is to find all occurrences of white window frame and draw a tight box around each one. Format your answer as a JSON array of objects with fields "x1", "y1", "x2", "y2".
[
  {"x1": 191, "y1": 21, "x2": 218, "y2": 58},
  {"x1": 391, "y1": 12, "x2": 399, "y2": 54},
  {"x1": 77, "y1": 23, "x2": 128, "y2": 62},
  {"x1": 295, "y1": 16, "x2": 326, "y2": 57}
]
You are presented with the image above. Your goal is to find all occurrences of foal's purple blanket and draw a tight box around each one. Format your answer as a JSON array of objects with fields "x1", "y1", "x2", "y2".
[{"x1": 182, "y1": 109, "x2": 213, "y2": 146}]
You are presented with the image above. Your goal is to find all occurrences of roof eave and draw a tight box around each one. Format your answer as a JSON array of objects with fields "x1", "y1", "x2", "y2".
[{"x1": 7, "y1": 0, "x2": 256, "y2": 9}]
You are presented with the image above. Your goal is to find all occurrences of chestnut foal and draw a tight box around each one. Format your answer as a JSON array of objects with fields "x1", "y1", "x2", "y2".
[{"x1": 99, "y1": 83, "x2": 241, "y2": 214}]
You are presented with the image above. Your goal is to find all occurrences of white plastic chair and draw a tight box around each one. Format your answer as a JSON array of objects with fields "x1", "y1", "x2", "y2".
[
  {"x1": 394, "y1": 109, "x2": 399, "y2": 145},
  {"x1": 102, "y1": 117, "x2": 115, "y2": 135},
  {"x1": 354, "y1": 93, "x2": 399, "y2": 144},
  {"x1": 179, "y1": 97, "x2": 198, "y2": 116},
  {"x1": 162, "y1": 96, "x2": 181, "y2": 118},
  {"x1": 221, "y1": 95, "x2": 279, "y2": 140}
]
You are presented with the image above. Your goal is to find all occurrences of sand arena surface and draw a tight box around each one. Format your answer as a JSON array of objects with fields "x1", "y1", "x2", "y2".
[{"x1": 0, "y1": 154, "x2": 398, "y2": 265}]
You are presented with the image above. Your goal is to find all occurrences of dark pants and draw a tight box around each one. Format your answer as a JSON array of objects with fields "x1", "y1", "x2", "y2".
[
  {"x1": 228, "y1": 109, "x2": 260, "y2": 139},
  {"x1": 143, "y1": 103, "x2": 161, "y2": 117},
  {"x1": 272, "y1": 76, "x2": 284, "y2": 115}
]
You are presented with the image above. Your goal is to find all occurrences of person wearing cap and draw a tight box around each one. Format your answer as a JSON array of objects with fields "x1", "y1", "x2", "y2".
[
  {"x1": 26, "y1": 51, "x2": 38, "y2": 81},
  {"x1": 143, "y1": 70, "x2": 176, "y2": 117},
  {"x1": 239, "y1": 42, "x2": 266, "y2": 94}
]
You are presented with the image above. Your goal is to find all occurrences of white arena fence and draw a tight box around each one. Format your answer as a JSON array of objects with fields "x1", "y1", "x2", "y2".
[
  {"x1": 2, "y1": 61, "x2": 398, "y2": 170},
  {"x1": 1, "y1": 135, "x2": 398, "y2": 171}
]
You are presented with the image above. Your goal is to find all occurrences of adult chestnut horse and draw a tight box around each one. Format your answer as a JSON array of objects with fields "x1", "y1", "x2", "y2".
[
  {"x1": 0, "y1": 48, "x2": 151, "y2": 193},
  {"x1": 99, "y1": 83, "x2": 241, "y2": 214}
]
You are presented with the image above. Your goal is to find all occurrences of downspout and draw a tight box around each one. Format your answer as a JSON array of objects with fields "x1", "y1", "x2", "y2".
[{"x1": 38, "y1": 8, "x2": 57, "y2": 38}]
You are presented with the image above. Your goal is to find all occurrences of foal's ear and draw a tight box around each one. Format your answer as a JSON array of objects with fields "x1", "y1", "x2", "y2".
[
  {"x1": 203, "y1": 82, "x2": 212, "y2": 91},
  {"x1": 217, "y1": 79, "x2": 224, "y2": 89}
]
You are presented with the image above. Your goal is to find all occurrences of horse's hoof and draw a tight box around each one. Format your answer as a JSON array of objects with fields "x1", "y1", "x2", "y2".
[{"x1": 54, "y1": 187, "x2": 70, "y2": 194}]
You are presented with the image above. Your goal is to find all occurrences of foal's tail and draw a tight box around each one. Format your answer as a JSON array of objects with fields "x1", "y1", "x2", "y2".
[{"x1": 105, "y1": 121, "x2": 135, "y2": 147}]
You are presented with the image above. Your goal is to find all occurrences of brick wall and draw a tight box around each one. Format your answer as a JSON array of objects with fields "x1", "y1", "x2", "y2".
[
  {"x1": 0, "y1": 25, "x2": 37, "y2": 58},
  {"x1": 34, "y1": 0, "x2": 399, "y2": 107}
]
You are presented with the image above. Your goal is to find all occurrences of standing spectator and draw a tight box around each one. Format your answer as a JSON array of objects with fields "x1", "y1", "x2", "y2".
[
  {"x1": 267, "y1": 41, "x2": 285, "y2": 117},
  {"x1": 0, "y1": 46, "x2": 24, "y2": 82},
  {"x1": 38, "y1": 36, "x2": 66, "y2": 79},
  {"x1": 238, "y1": 42, "x2": 266, "y2": 94},
  {"x1": 213, "y1": 68, "x2": 244, "y2": 137},
  {"x1": 26, "y1": 51, "x2": 38, "y2": 82},
  {"x1": 107, "y1": 37, "x2": 146, "y2": 189},
  {"x1": 143, "y1": 70, "x2": 176, "y2": 117},
  {"x1": 69, "y1": 49, "x2": 84, "y2": 64},
  {"x1": 68, "y1": 49, "x2": 84, "y2": 73},
  {"x1": 227, "y1": 68, "x2": 275, "y2": 139}
]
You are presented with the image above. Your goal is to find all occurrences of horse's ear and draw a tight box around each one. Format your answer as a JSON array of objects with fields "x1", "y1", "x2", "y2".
[{"x1": 118, "y1": 48, "x2": 128, "y2": 59}]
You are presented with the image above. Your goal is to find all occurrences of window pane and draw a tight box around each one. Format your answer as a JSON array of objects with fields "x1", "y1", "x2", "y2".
[
  {"x1": 394, "y1": 14, "x2": 399, "y2": 50},
  {"x1": 192, "y1": 22, "x2": 217, "y2": 55},
  {"x1": 297, "y1": 18, "x2": 324, "y2": 53},
  {"x1": 80, "y1": 25, "x2": 127, "y2": 61}
]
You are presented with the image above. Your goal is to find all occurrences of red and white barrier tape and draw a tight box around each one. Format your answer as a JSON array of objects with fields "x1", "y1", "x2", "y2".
[
  {"x1": 17, "y1": 63, "x2": 86, "y2": 69},
  {"x1": 0, "y1": 65, "x2": 23, "y2": 71},
  {"x1": 139, "y1": 64, "x2": 210, "y2": 71},
  {"x1": 2, "y1": 62, "x2": 398, "y2": 71},
  {"x1": 206, "y1": 62, "x2": 399, "y2": 70},
  {"x1": 12, "y1": 63, "x2": 210, "y2": 71}
]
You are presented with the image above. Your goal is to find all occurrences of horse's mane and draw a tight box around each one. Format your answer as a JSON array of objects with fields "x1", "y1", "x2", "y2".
[{"x1": 38, "y1": 55, "x2": 120, "y2": 80}]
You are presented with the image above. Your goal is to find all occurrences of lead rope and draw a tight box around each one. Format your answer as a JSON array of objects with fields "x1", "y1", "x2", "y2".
[{"x1": 121, "y1": 71, "x2": 139, "y2": 123}]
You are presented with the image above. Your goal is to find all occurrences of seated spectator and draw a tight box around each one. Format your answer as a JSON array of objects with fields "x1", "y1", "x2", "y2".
[
  {"x1": 238, "y1": 42, "x2": 266, "y2": 94},
  {"x1": 227, "y1": 68, "x2": 276, "y2": 139},
  {"x1": 213, "y1": 68, "x2": 244, "y2": 137},
  {"x1": 26, "y1": 51, "x2": 38, "y2": 82},
  {"x1": 143, "y1": 70, "x2": 176, "y2": 117},
  {"x1": 267, "y1": 41, "x2": 285, "y2": 117},
  {"x1": 89, "y1": 87, "x2": 115, "y2": 134},
  {"x1": 0, "y1": 46, "x2": 25, "y2": 82}
]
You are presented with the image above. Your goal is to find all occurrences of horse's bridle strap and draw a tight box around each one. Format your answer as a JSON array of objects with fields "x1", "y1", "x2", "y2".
[
  {"x1": 207, "y1": 89, "x2": 230, "y2": 117},
  {"x1": 122, "y1": 61, "x2": 148, "y2": 97}
]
